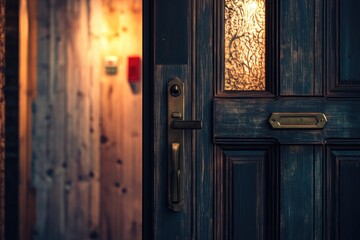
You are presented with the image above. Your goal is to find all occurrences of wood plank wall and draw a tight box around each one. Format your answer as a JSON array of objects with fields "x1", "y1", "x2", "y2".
[
  {"x1": 0, "y1": 0, "x2": 4, "y2": 238},
  {"x1": 28, "y1": 0, "x2": 142, "y2": 239},
  {"x1": 99, "y1": 0, "x2": 142, "y2": 239},
  {"x1": 19, "y1": 0, "x2": 36, "y2": 239}
]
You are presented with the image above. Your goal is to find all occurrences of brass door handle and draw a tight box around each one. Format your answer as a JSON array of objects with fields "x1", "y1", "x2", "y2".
[
  {"x1": 172, "y1": 120, "x2": 202, "y2": 129},
  {"x1": 170, "y1": 143, "x2": 183, "y2": 204},
  {"x1": 167, "y1": 78, "x2": 202, "y2": 211}
]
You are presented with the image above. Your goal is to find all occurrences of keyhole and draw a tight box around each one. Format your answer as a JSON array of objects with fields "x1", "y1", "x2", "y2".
[{"x1": 170, "y1": 84, "x2": 181, "y2": 97}]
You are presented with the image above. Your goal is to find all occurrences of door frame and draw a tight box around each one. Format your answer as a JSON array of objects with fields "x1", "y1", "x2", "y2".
[
  {"x1": 142, "y1": 0, "x2": 152, "y2": 238},
  {"x1": 4, "y1": 1, "x2": 21, "y2": 239}
]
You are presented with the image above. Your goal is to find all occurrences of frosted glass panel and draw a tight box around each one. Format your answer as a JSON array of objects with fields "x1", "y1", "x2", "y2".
[{"x1": 224, "y1": 0, "x2": 266, "y2": 91}]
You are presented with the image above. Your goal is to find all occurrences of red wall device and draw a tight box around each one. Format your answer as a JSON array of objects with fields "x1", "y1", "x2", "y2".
[{"x1": 128, "y1": 56, "x2": 141, "y2": 83}]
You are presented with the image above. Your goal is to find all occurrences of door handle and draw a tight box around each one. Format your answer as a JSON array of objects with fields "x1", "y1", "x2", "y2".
[
  {"x1": 170, "y1": 143, "x2": 182, "y2": 203},
  {"x1": 167, "y1": 78, "x2": 201, "y2": 211},
  {"x1": 172, "y1": 120, "x2": 202, "y2": 129}
]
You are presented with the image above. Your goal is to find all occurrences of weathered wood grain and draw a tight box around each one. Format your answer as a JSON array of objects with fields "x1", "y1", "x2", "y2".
[
  {"x1": 150, "y1": 0, "x2": 360, "y2": 239},
  {"x1": 99, "y1": 0, "x2": 142, "y2": 239},
  {"x1": 195, "y1": 0, "x2": 214, "y2": 238},
  {"x1": 152, "y1": 0, "x2": 214, "y2": 238},
  {"x1": 65, "y1": 0, "x2": 98, "y2": 238},
  {"x1": 151, "y1": 0, "x2": 193, "y2": 239},
  {"x1": 149, "y1": 8, "x2": 195, "y2": 239},
  {"x1": 32, "y1": 0, "x2": 142, "y2": 239},
  {"x1": 280, "y1": 145, "x2": 323, "y2": 240},
  {"x1": 214, "y1": 98, "x2": 360, "y2": 143},
  {"x1": 280, "y1": 0, "x2": 322, "y2": 95},
  {"x1": 153, "y1": 65, "x2": 192, "y2": 240},
  {"x1": 33, "y1": 0, "x2": 102, "y2": 239}
]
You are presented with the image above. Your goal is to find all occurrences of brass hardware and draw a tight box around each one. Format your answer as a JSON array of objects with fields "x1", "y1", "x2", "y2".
[
  {"x1": 167, "y1": 78, "x2": 185, "y2": 211},
  {"x1": 170, "y1": 143, "x2": 183, "y2": 204},
  {"x1": 172, "y1": 112, "x2": 182, "y2": 118},
  {"x1": 269, "y1": 113, "x2": 328, "y2": 129},
  {"x1": 172, "y1": 120, "x2": 202, "y2": 129},
  {"x1": 167, "y1": 78, "x2": 202, "y2": 211},
  {"x1": 170, "y1": 84, "x2": 182, "y2": 97}
]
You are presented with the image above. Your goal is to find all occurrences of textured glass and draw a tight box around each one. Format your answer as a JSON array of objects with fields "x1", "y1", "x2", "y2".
[{"x1": 224, "y1": 0, "x2": 266, "y2": 91}]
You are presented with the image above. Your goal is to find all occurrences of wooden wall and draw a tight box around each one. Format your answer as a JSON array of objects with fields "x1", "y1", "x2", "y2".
[
  {"x1": 99, "y1": 0, "x2": 142, "y2": 238},
  {"x1": 0, "y1": 0, "x2": 4, "y2": 238},
  {"x1": 25, "y1": 0, "x2": 142, "y2": 239},
  {"x1": 19, "y1": 1, "x2": 36, "y2": 239}
]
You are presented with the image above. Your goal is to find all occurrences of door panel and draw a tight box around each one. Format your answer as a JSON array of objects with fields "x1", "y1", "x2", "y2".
[
  {"x1": 327, "y1": 144, "x2": 360, "y2": 240},
  {"x1": 280, "y1": 0, "x2": 323, "y2": 95},
  {"x1": 327, "y1": 0, "x2": 360, "y2": 96},
  {"x1": 215, "y1": 142, "x2": 277, "y2": 240},
  {"x1": 340, "y1": 0, "x2": 360, "y2": 84},
  {"x1": 280, "y1": 146, "x2": 323, "y2": 240}
]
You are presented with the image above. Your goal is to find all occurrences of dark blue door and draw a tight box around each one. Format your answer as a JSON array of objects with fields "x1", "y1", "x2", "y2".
[{"x1": 149, "y1": 0, "x2": 360, "y2": 239}]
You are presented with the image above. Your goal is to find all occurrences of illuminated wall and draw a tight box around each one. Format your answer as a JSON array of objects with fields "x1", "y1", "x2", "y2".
[{"x1": 21, "y1": 0, "x2": 142, "y2": 239}]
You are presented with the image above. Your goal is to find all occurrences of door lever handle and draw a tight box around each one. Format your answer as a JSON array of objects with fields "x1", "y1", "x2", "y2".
[
  {"x1": 170, "y1": 143, "x2": 183, "y2": 204},
  {"x1": 167, "y1": 78, "x2": 201, "y2": 211},
  {"x1": 171, "y1": 120, "x2": 202, "y2": 130}
]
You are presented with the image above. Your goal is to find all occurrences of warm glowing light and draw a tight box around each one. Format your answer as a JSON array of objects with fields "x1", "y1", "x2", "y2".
[
  {"x1": 224, "y1": 0, "x2": 266, "y2": 91},
  {"x1": 246, "y1": 2, "x2": 258, "y2": 12},
  {"x1": 89, "y1": 1, "x2": 142, "y2": 83},
  {"x1": 105, "y1": 56, "x2": 118, "y2": 66}
]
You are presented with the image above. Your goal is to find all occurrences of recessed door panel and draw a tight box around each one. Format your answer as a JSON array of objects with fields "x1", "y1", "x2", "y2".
[
  {"x1": 327, "y1": 0, "x2": 360, "y2": 95},
  {"x1": 215, "y1": 143, "x2": 277, "y2": 240},
  {"x1": 327, "y1": 145, "x2": 360, "y2": 240},
  {"x1": 340, "y1": 0, "x2": 360, "y2": 85}
]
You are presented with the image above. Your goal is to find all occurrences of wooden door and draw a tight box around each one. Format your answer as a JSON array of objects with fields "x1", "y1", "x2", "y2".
[{"x1": 147, "y1": 0, "x2": 360, "y2": 239}]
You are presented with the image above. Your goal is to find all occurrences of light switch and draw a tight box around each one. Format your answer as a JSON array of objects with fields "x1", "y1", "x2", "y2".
[{"x1": 105, "y1": 56, "x2": 118, "y2": 75}]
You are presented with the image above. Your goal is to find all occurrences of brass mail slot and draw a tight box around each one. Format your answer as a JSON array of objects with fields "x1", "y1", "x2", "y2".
[{"x1": 269, "y1": 113, "x2": 327, "y2": 129}]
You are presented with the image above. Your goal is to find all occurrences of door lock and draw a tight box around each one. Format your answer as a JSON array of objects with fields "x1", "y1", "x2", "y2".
[
  {"x1": 170, "y1": 84, "x2": 182, "y2": 97},
  {"x1": 167, "y1": 78, "x2": 202, "y2": 211}
]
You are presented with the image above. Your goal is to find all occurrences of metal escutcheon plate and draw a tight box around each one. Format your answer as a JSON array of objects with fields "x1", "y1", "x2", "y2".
[{"x1": 269, "y1": 112, "x2": 328, "y2": 129}]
